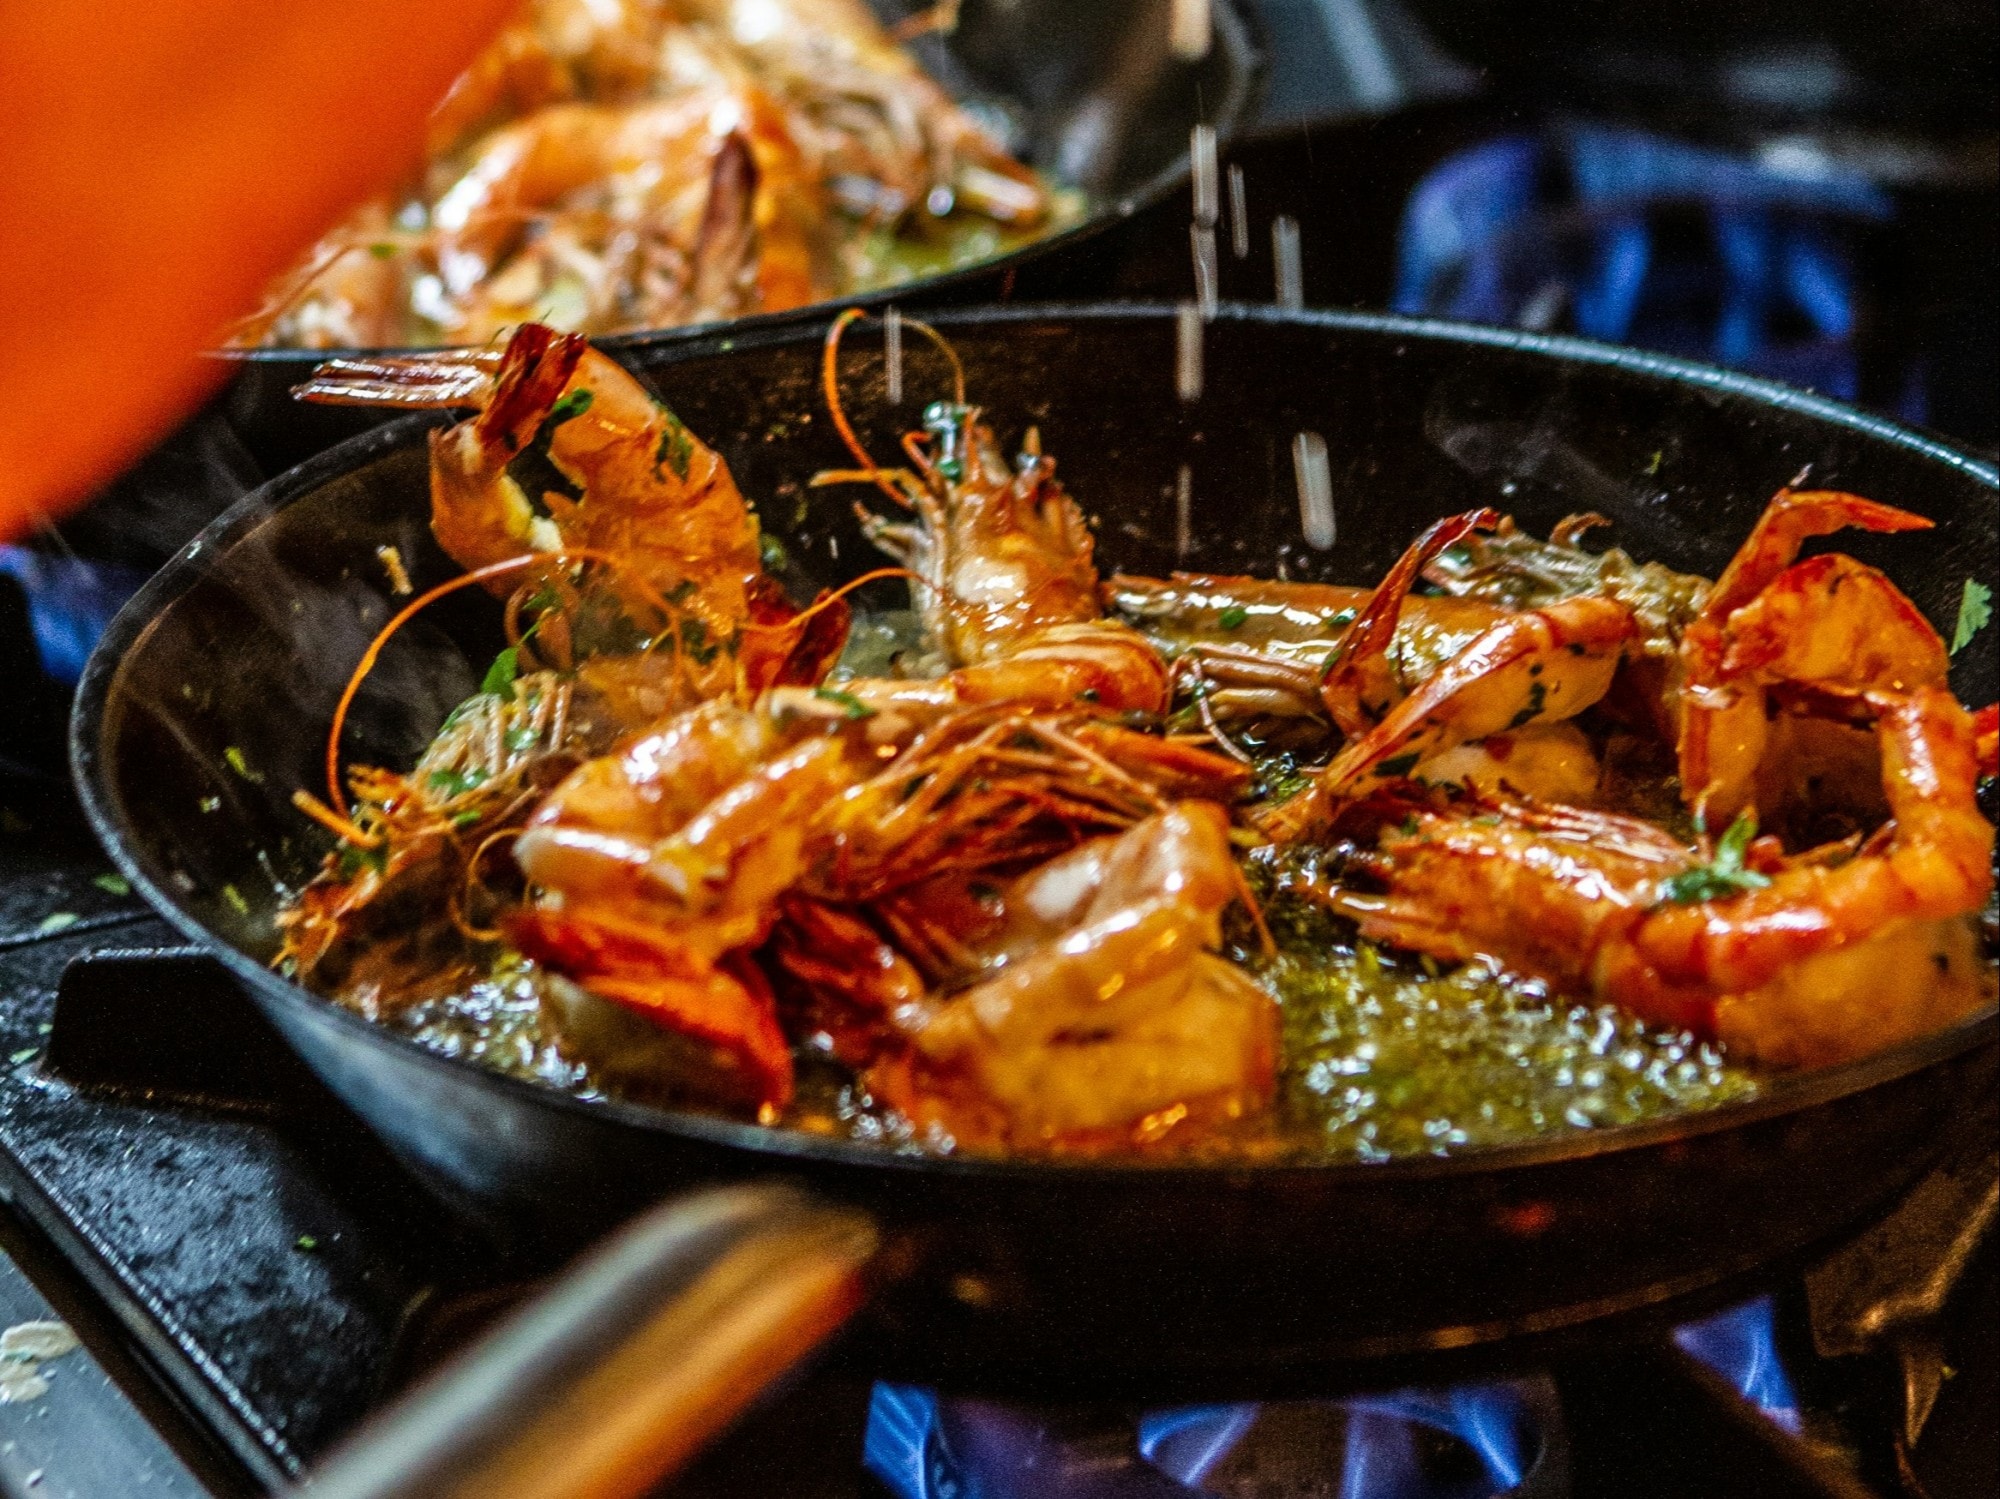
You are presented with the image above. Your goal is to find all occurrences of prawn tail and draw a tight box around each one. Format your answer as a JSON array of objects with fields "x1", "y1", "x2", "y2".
[
  {"x1": 1320, "y1": 508, "x2": 1500, "y2": 733},
  {"x1": 1704, "y1": 487, "x2": 1935, "y2": 622},
  {"x1": 688, "y1": 131, "x2": 760, "y2": 315},
  {"x1": 477, "y1": 323, "x2": 589, "y2": 453},
  {"x1": 292, "y1": 349, "x2": 505, "y2": 410}
]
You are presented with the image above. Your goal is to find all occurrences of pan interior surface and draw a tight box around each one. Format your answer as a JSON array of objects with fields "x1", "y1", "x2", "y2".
[{"x1": 81, "y1": 305, "x2": 1999, "y2": 1185}]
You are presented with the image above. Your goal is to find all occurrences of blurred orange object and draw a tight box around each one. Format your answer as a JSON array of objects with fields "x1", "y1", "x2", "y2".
[{"x1": 0, "y1": 0, "x2": 518, "y2": 537}]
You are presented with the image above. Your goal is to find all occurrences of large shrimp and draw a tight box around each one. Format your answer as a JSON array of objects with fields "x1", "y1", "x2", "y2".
[
  {"x1": 1328, "y1": 683, "x2": 1993, "y2": 1068},
  {"x1": 1675, "y1": 488, "x2": 1946, "y2": 827},
  {"x1": 801, "y1": 802, "x2": 1278, "y2": 1152},
  {"x1": 427, "y1": 89, "x2": 823, "y2": 340},
  {"x1": 509, "y1": 692, "x2": 1247, "y2": 1109},
  {"x1": 669, "y1": 0, "x2": 1050, "y2": 230},
  {"x1": 1106, "y1": 570, "x2": 1509, "y2": 725},
  {"x1": 1256, "y1": 512, "x2": 1638, "y2": 840},
  {"x1": 300, "y1": 321, "x2": 769, "y2": 699}
]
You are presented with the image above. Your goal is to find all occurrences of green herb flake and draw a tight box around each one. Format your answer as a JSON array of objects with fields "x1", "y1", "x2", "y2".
[
  {"x1": 34, "y1": 912, "x2": 79, "y2": 936},
  {"x1": 654, "y1": 415, "x2": 694, "y2": 481},
  {"x1": 223, "y1": 746, "x2": 263, "y2": 783},
  {"x1": 1217, "y1": 605, "x2": 1250, "y2": 630},
  {"x1": 427, "y1": 767, "x2": 489, "y2": 798},
  {"x1": 1323, "y1": 608, "x2": 1358, "y2": 631},
  {"x1": 1505, "y1": 680, "x2": 1548, "y2": 730},
  {"x1": 220, "y1": 884, "x2": 251, "y2": 917},
  {"x1": 9, "y1": 1048, "x2": 37, "y2": 1065},
  {"x1": 1376, "y1": 752, "x2": 1422, "y2": 779},
  {"x1": 198, "y1": 796, "x2": 221, "y2": 814},
  {"x1": 504, "y1": 725, "x2": 540, "y2": 753},
  {"x1": 548, "y1": 388, "x2": 594, "y2": 425},
  {"x1": 1950, "y1": 578, "x2": 1992, "y2": 655},
  {"x1": 367, "y1": 242, "x2": 397, "y2": 259},
  {"x1": 1658, "y1": 812, "x2": 1773, "y2": 905},
  {"x1": 813, "y1": 687, "x2": 875, "y2": 720},
  {"x1": 294, "y1": 1234, "x2": 320, "y2": 1252},
  {"x1": 758, "y1": 531, "x2": 790, "y2": 572},
  {"x1": 481, "y1": 647, "x2": 520, "y2": 696},
  {"x1": 92, "y1": 873, "x2": 132, "y2": 897},
  {"x1": 452, "y1": 810, "x2": 483, "y2": 830}
]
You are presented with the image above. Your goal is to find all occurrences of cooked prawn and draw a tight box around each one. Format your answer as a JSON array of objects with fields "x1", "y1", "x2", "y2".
[
  {"x1": 1677, "y1": 489, "x2": 1945, "y2": 827},
  {"x1": 509, "y1": 691, "x2": 1245, "y2": 1106},
  {"x1": 299, "y1": 321, "x2": 765, "y2": 702},
  {"x1": 1325, "y1": 683, "x2": 1993, "y2": 1068},
  {"x1": 818, "y1": 311, "x2": 1171, "y2": 715},
  {"x1": 866, "y1": 802, "x2": 1279, "y2": 1150}
]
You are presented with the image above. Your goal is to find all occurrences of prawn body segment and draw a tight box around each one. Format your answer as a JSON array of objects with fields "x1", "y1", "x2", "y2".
[{"x1": 871, "y1": 803, "x2": 1280, "y2": 1150}]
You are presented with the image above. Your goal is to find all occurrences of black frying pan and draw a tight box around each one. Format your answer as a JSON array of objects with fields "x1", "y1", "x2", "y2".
[
  {"x1": 215, "y1": 0, "x2": 1262, "y2": 475},
  {"x1": 74, "y1": 306, "x2": 1997, "y2": 1496}
]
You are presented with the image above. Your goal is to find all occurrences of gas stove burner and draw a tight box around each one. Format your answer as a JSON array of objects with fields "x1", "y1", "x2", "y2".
[{"x1": 1392, "y1": 122, "x2": 1911, "y2": 417}]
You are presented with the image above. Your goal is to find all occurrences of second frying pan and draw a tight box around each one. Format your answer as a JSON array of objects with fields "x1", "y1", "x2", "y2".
[
  {"x1": 74, "y1": 306, "x2": 1997, "y2": 1490},
  {"x1": 214, "y1": 0, "x2": 1262, "y2": 474}
]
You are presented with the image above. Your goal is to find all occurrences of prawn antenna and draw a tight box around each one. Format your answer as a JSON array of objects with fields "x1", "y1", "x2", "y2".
[
  {"x1": 323, "y1": 548, "x2": 679, "y2": 819},
  {"x1": 822, "y1": 308, "x2": 967, "y2": 510}
]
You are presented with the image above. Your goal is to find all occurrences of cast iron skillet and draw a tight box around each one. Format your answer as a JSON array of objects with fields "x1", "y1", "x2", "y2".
[
  {"x1": 75, "y1": 306, "x2": 1997, "y2": 1495},
  {"x1": 215, "y1": 0, "x2": 1261, "y2": 474}
]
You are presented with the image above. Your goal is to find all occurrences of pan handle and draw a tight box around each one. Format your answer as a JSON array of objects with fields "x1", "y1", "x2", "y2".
[{"x1": 297, "y1": 1184, "x2": 878, "y2": 1499}]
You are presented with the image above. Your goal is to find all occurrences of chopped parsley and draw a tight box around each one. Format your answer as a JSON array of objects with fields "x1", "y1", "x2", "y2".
[
  {"x1": 1506, "y1": 680, "x2": 1547, "y2": 730},
  {"x1": 548, "y1": 389, "x2": 594, "y2": 424},
  {"x1": 220, "y1": 884, "x2": 251, "y2": 916},
  {"x1": 1658, "y1": 813, "x2": 1772, "y2": 905},
  {"x1": 654, "y1": 414, "x2": 694, "y2": 481},
  {"x1": 35, "y1": 912, "x2": 79, "y2": 936},
  {"x1": 480, "y1": 647, "x2": 520, "y2": 696},
  {"x1": 1376, "y1": 751, "x2": 1422, "y2": 778},
  {"x1": 223, "y1": 746, "x2": 263, "y2": 783},
  {"x1": 9, "y1": 1048, "x2": 37, "y2": 1065},
  {"x1": 504, "y1": 725, "x2": 540, "y2": 753},
  {"x1": 1950, "y1": 578, "x2": 1992, "y2": 655},
  {"x1": 92, "y1": 873, "x2": 131, "y2": 896},
  {"x1": 1218, "y1": 605, "x2": 1250, "y2": 630},
  {"x1": 295, "y1": 1234, "x2": 320, "y2": 1252},
  {"x1": 680, "y1": 617, "x2": 720, "y2": 666},
  {"x1": 758, "y1": 531, "x2": 790, "y2": 572},
  {"x1": 813, "y1": 687, "x2": 875, "y2": 720}
]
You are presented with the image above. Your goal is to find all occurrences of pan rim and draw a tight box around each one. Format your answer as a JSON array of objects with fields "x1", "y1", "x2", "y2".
[
  {"x1": 204, "y1": 0, "x2": 1266, "y2": 368},
  {"x1": 73, "y1": 302, "x2": 2000, "y2": 1188}
]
